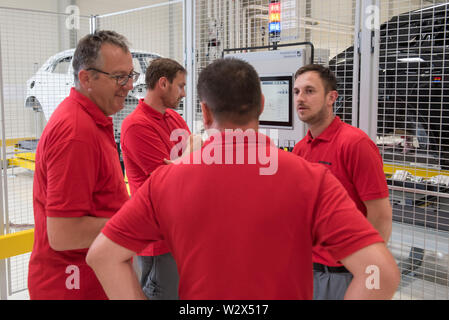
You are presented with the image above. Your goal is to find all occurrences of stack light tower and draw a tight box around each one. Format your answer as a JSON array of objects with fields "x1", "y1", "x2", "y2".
[{"x1": 269, "y1": 0, "x2": 281, "y2": 44}]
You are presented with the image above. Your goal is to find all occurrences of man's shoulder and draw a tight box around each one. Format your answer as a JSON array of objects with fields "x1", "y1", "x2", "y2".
[
  {"x1": 336, "y1": 121, "x2": 375, "y2": 146},
  {"x1": 44, "y1": 97, "x2": 98, "y2": 142},
  {"x1": 339, "y1": 121, "x2": 370, "y2": 139},
  {"x1": 121, "y1": 118, "x2": 159, "y2": 139},
  {"x1": 121, "y1": 107, "x2": 157, "y2": 132}
]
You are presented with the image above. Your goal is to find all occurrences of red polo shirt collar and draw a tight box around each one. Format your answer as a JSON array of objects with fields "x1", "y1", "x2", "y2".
[
  {"x1": 306, "y1": 115, "x2": 342, "y2": 143},
  {"x1": 138, "y1": 99, "x2": 174, "y2": 121},
  {"x1": 70, "y1": 87, "x2": 112, "y2": 127}
]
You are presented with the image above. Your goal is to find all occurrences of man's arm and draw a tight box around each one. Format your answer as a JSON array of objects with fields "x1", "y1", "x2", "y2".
[
  {"x1": 364, "y1": 197, "x2": 392, "y2": 242},
  {"x1": 341, "y1": 242, "x2": 400, "y2": 300},
  {"x1": 45, "y1": 140, "x2": 109, "y2": 251},
  {"x1": 86, "y1": 233, "x2": 147, "y2": 300},
  {"x1": 47, "y1": 216, "x2": 109, "y2": 251},
  {"x1": 314, "y1": 170, "x2": 398, "y2": 299}
]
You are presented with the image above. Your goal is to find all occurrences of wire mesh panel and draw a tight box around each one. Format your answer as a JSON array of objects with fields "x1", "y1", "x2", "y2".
[
  {"x1": 193, "y1": 0, "x2": 356, "y2": 133},
  {"x1": 376, "y1": 0, "x2": 449, "y2": 300},
  {"x1": 96, "y1": 0, "x2": 185, "y2": 142},
  {"x1": 0, "y1": 7, "x2": 91, "y2": 296}
]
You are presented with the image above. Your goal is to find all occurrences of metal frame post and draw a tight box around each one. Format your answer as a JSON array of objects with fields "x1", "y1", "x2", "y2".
[
  {"x1": 351, "y1": 0, "x2": 361, "y2": 127},
  {"x1": 89, "y1": 14, "x2": 98, "y2": 34},
  {"x1": 0, "y1": 17, "x2": 8, "y2": 300},
  {"x1": 359, "y1": 0, "x2": 380, "y2": 140},
  {"x1": 184, "y1": 0, "x2": 195, "y2": 131}
]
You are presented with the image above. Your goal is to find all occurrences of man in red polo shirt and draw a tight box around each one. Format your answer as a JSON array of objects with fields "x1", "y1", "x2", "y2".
[
  {"x1": 292, "y1": 64, "x2": 393, "y2": 300},
  {"x1": 28, "y1": 30, "x2": 134, "y2": 299},
  {"x1": 120, "y1": 58, "x2": 190, "y2": 299},
  {"x1": 86, "y1": 58, "x2": 399, "y2": 300}
]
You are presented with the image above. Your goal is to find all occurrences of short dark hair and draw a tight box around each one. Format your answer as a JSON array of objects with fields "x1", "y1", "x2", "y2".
[
  {"x1": 294, "y1": 64, "x2": 337, "y2": 93},
  {"x1": 145, "y1": 58, "x2": 186, "y2": 89},
  {"x1": 197, "y1": 58, "x2": 262, "y2": 125},
  {"x1": 72, "y1": 30, "x2": 130, "y2": 86}
]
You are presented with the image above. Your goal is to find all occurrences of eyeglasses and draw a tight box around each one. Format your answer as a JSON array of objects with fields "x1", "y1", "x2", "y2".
[{"x1": 86, "y1": 67, "x2": 140, "y2": 86}]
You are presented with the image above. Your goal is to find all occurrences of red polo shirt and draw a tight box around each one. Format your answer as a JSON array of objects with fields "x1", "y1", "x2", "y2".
[
  {"x1": 120, "y1": 99, "x2": 190, "y2": 256},
  {"x1": 293, "y1": 116, "x2": 389, "y2": 267},
  {"x1": 103, "y1": 131, "x2": 383, "y2": 299},
  {"x1": 29, "y1": 88, "x2": 129, "y2": 300}
]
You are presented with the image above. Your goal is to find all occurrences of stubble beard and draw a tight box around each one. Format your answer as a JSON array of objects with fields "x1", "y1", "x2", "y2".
[{"x1": 299, "y1": 103, "x2": 329, "y2": 127}]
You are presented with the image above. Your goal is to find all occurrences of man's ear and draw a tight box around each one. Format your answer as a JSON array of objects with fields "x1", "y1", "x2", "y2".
[
  {"x1": 259, "y1": 93, "x2": 265, "y2": 116},
  {"x1": 78, "y1": 69, "x2": 91, "y2": 90},
  {"x1": 158, "y1": 77, "x2": 169, "y2": 90},
  {"x1": 327, "y1": 90, "x2": 338, "y2": 106},
  {"x1": 201, "y1": 102, "x2": 213, "y2": 128}
]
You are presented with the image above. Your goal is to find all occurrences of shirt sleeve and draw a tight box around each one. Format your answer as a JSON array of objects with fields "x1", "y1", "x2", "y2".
[
  {"x1": 101, "y1": 177, "x2": 163, "y2": 253},
  {"x1": 312, "y1": 170, "x2": 384, "y2": 262},
  {"x1": 45, "y1": 139, "x2": 98, "y2": 218},
  {"x1": 345, "y1": 138, "x2": 389, "y2": 201},
  {"x1": 122, "y1": 124, "x2": 170, "y2": 176}
]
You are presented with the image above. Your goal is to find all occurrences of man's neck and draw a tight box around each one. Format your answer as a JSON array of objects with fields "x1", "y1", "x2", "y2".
[
  {"x1": 308, "y1": 114, "x2": 335, "y2": 139},
  {"x1": 144, "y1": 93, "x2": 167, "y2": 114},
  {"x1": 207, "y1": 121, "x2": 259, "y2": 132}
]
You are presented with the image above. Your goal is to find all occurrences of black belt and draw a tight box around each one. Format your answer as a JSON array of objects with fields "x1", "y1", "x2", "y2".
[{"x1": 313, "y1": 263, "x2": 349, "y2": 274}]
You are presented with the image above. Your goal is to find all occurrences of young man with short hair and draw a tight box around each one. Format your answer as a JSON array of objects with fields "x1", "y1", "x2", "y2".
[{"x1": 293, "y1": 64, "x2": 393, "y2": 300}]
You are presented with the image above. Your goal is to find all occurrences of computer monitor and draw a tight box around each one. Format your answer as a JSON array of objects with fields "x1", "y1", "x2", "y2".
[{"x1": 259, "y1": 75, "x2": 293, "y2": 128}]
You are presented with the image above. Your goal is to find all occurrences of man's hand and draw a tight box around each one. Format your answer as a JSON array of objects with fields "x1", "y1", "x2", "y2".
[{"x1": 164, "y1": 133, "x2": 203, "y2": 165}]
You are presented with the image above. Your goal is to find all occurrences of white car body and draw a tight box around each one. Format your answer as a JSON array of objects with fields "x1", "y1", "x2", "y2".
[{"x1": 25, "y1": 48, "x2": 161, "y2": 122}]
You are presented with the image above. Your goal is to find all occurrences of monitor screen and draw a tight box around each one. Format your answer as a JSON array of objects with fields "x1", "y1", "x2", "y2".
[{"x1": 259, "y1": 75, "x2": 293, "y2": 128}]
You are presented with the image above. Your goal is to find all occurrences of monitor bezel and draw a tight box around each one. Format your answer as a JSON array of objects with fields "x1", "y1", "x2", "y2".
[{"x1": 259, "y1": 74, "x2": 293, "y2": 128}]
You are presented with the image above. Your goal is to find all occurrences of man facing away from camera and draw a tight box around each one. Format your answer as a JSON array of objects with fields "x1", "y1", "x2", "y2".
[{"x1": 86, "y1": 58, "x2": 399, "y2": 300}]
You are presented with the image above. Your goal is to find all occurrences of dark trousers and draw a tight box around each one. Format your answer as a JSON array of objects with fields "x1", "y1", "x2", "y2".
[
  {"x1": 313, "y1": 266, "x2": 353, "y2": 300},
  {"x1": 137, "y1": 253, "x2": 179, "y2": 300}
]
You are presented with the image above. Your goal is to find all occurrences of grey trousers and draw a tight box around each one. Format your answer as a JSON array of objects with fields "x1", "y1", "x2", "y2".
[
  {"x1": 313, "y1": 270, "x2": 353, "y2": 300},
  {"x1": 137, "y1": 253, "x2": 179, "y2": 300}
]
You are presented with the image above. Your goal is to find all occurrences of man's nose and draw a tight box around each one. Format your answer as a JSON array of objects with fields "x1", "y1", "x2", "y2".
[
  {"x1": 295, "y1": 91, "x2": 304, "y2": 102},
  {"x1": 123, "y1": 77, "x2": 134, "y2": 91}
]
